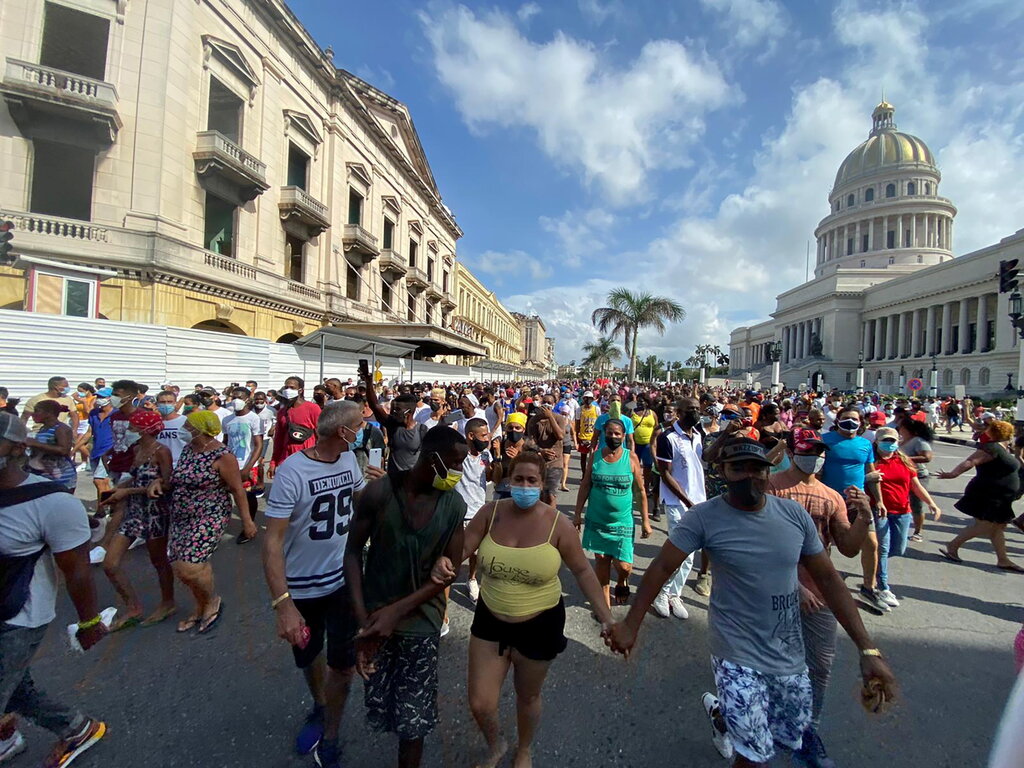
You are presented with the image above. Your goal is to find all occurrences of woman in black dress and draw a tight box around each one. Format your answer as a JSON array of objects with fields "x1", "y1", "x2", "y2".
[{"x1": 937, "y1": 419, "x2": 1023, "y2": 572}]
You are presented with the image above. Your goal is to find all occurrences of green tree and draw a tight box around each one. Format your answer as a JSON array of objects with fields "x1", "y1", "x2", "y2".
[
  {"x1": 581, "y1": 337, "x2": 621, "y2": 375},
  {"x1": 591, "y1": 289, "x2": 685, "y2": 383}
]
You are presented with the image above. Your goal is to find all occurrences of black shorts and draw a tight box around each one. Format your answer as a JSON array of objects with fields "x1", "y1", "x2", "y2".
[
  {"x1": 471, "y1": 597, "x2": 567, "y2": 661},
  {"x1": 562, "y1": 445, "x2": 573, "y2": 455},
  {"x1": 291, "y1": 586, "x2": 357, "y2": 670}
]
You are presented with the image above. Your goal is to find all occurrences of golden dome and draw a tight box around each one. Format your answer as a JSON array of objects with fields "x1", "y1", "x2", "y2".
[{"x1": 833, "y1": 102, "x2": 936, "y2": 189}]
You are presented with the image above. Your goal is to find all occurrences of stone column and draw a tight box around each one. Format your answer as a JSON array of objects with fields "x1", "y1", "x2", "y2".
[
  {"x1": 977, "y1": 294, "x2": 988, "y2": 352},
  {"x1": 868, "y1": 217, "x2": 874, "y2": 251},
  {"x1": 925, "y1": 304, "x2": 936, "y2": 355},
  {"x1": 862, "y1": 321, "x2": 872, "y2": 359},
  {"x1": 911, "y1": 308, "x2": 922, "y2": 357},
  {"x1": 898, "y1": 312, "x2": 908, "y2": 358},
  {"x1": 856, "y1": 220, "x2": 862, "y2": 252},
  {"x1": 883, "y1": 215, "x2": 890, "y2": 248},
  {"x1": 942, "y1": 301, "x2": 954, "y2": 354},
  {"x1": 949, "y1": 217, "x2": 954, "y2": 253},
  {"x1": 959, "y1": 297, "x2": 971, "y2": 354},
  {"x1": 873, "y1": 318, "x2": 884, "y2": 361},
  {"x1": 886, "y1": 314, "x2": 897, "y2": 359},
  {"x1": 897, "y1": 215, "x2": 903, "y2": 248},
  {"x1": 910, "y1": 214, "x2": 917, "y2": 248}
]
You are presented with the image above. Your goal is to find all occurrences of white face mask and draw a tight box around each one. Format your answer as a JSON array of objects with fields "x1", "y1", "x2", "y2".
[
  {"x1": 231, "y1": 398, "x2": 247, "y2": 412},
  {"x1": 108, "y1": 395, "x2": 123, "y2": 409},
  {"x1": 793, "y1": 454, "x2": 826, "y2": 475},
  {"x1": 280, "y1": 388, "x2": 299, "y2": 401}
]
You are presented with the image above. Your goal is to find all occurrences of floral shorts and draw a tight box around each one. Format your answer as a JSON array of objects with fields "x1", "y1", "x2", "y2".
[
  {"x1": 712, "y1": 655, "x2": 812, "y2": 763},
  {"x1": 119, "y1": 499, "x2": 170, "y2": 542},
  {"x1": 364, "y1": 634, "x2": 440, "y2": 741}
]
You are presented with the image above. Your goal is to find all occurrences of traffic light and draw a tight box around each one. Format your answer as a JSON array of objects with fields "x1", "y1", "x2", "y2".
[
  {"x1": 0, "y1": 221, "x2": 13, "y2": 266},
  {"x1": 999, "y1": 258, "x2": 1020, "y2": 293}
]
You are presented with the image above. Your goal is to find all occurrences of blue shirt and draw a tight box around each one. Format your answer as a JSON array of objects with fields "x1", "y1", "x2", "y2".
[
  {"x1": 593, "y1": 413, "x2": 635, "y2": 450},
  {"x1": 87, "y1": 408, "x2": 115, "y2": 458},
  {"x1": 821, "y1": 431, "x2": 874, "y2": 492}
]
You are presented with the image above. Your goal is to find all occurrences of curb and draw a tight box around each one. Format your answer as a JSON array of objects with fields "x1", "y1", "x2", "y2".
[{"x1": 934, "y1": 435, "x2": 976, "y2": 448}]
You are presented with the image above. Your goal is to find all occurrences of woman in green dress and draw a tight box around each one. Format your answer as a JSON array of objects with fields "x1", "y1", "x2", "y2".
[{"x1": 573, "y1": 418, "x2": 651, "y2": 607}]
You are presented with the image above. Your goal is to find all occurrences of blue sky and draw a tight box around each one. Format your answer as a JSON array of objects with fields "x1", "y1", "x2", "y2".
[{"x1": 291, "y1": 0, "x2": 1024, "y2": 365}]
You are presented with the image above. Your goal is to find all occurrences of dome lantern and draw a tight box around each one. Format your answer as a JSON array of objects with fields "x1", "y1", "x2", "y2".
[{"x1": 871, "y1": 100, "x2": 896, "y2": 136}]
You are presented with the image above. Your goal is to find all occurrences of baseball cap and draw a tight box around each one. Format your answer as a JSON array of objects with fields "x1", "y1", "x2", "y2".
[
  {"x1": 583, "y1": 391, "x2": 595, "y2": 399},
  {"x1": 868, "y1": 411, "x2": 888, "y2": 426},
  {"x1": 0, "y1": 413, "x2": 28, "y2": 444},
  {"x1": 792, "y1": 428, "x2": 827, "y2": 454},
  {"x1": 718, "y1": 438, "x2": 773, "y2": 465}
]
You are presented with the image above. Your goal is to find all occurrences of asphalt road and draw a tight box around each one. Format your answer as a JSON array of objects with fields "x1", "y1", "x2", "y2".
[{"x1": 16, "y1": 441, "x2": 1023, "y2": 768}]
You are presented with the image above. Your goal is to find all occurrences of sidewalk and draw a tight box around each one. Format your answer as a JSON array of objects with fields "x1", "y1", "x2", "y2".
[{"x1": 933, "y1": 431, "x2": 977, "y2": 447}]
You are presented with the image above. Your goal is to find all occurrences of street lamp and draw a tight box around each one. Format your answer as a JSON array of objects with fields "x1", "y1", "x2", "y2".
[
  {"x1": 899, "y1": 365, "x2": 906, "y2": 395},
  {"x1": 768, "y1": 340, "x2": 782, "y2": 393},
  {"x1": 856, "y1": 350, "x2": 865, "y2": 394},
  {"x1": 1009, "y1": 291, "x2": 1024, "y2": 422},
  {"x1": 930, "y1": 352, "x2": 938, "y2": 397}
]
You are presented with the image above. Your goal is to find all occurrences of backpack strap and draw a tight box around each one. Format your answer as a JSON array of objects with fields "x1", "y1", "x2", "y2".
[{"x1": 0, "y1": 481, "x2": 69, "y2": 508}]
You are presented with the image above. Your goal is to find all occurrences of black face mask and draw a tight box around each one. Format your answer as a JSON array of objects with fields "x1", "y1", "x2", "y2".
[
  {"x1": 429, "y1": 402, "x2": 441, "y2": 412},
  {"x1": 199, "y1": 397, "x2": 214, "y2": 408},
  {"x1": 679, "y1": 412, "x2": 699, "y2": 429},
  {"x1": 471, "y1": 438, "x2": 489, "y2": 452},
  {"x1": 507, "y1": 431, "x2": 524, "y2": 444},
  {"x1": 314, "y1": 394, "x2": 326, "y2": 406},
  {"x1": 606, "y1": 436, "x2": 623, "y2": 449},
  {"x1": 727, "y1": 477, "x2": 764, "y2": 508}
]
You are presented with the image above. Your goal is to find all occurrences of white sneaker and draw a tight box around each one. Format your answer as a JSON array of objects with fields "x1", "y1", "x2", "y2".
[
  {"x1": 877, "y1": 589, "x2": 900, "y2": 608},
  {"x1": 128, "y1": 537, "x2": 144, "y2": 551},
  {"x1": 88, "y1": 546, "x2": 106, "y2": 566},
  {"x1": 0, "y1": 730, "x2": 26, "y2": 763},
  {"x1": 652, "y1": 592, "x2": 671, "y2": 618},
  {"x1": 669, "y1": 596, "x2": 689, "y2": 620},
  {"x1": 701, "y1": 692, "x2": 733, "y2": 760},
  {"x1": 467, "y1": 578, "x2": 480, "y2": 603},
  {"x1": 439, "y1": 619, "x2": 450, "y2": 638}
]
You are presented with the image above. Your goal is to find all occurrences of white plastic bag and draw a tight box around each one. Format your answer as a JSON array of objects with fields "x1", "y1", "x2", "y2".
[{"x1": 66, "y1": 606, "x2": 117, "y2": 653}]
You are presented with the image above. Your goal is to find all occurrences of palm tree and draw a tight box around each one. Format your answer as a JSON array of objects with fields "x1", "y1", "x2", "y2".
[
  {"x1": 581, "y1": 337, "x2": 621, "y2": 375},
  {"x1": 716, "y1": 351, "x2": 730, "y2": 367},
  {"x1": 591, "y1": 289, "x2": 685, "y2": 382}
]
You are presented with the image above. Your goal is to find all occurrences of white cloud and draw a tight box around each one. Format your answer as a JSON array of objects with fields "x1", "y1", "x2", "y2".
[
  {"x1": 539, "y1": 208, "x2": 615, "y2": 265},
  {"x1": 516, "y1": 2, "x2": 540, "y2": 23},
  {"x1": 699, "y1": 0, "x2": 787, "y2": 51},
  {"x1": 577, "y1": 0, "x2": 624, "y2": 26},
  {"x1": 471, "y1": 249, "x2": 552, "y2": 283},
  {"x1": 419, "y1": 4, "x2": 737, "y2": 204}
]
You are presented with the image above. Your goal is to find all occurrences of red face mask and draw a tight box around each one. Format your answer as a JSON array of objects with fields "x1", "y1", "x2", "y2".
[{"x1": 979, "y1": 433, "x2": 993, "y2": 444}]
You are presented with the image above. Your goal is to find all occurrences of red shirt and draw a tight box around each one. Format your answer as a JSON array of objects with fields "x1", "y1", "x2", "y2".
[
  {"x1": 107, "y1": 409, "x2": 139, "y2": 473},
  {"x1": 876, "y1": 454, "x2": 915, "y2": 515},
  {"x1": 271, "y1": 400, "x2": 320, "y2": 466}
]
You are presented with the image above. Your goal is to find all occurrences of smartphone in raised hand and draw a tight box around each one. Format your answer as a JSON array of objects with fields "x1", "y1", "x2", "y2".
[{"x1": 368, "y1": 448, "x2": 383, "y2": 468}]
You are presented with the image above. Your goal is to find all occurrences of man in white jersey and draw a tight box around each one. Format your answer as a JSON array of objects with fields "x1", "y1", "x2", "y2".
[
  {"x1": 262, "y1": 401, "x2": 383, "y2": 768},
  {"x1": 223, "y1": 387, "x2": 265, "y2": 545},
  {"x1": 154, "y1": 391, "x2": 188, "y2": 466}
]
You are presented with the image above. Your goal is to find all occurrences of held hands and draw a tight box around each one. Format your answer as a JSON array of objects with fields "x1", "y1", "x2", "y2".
[
  {"x1": 430, "y1": 556, "x2": 456, "y2": 585},
  {"x1": 799, "y1": 584, "x2": 824, "y2": 614},
  {"x1": 603, "y1": 621, "x2": 637, "y2": 658},
  {"x1": 355, "y1": 636, "x2": 382, "y2": 680},
  {"x1": 357, "y1": 606, "x2": 400, "y2": 646},
  {"x1": 98, "y1": 488, "x2": 129, "y2": 508},
  {"x1": 146, "y1": 479, "x2": 166, "y2": 499}
]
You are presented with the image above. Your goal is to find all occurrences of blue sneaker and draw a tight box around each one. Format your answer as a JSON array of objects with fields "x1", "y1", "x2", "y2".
[
  {"x1": 313, "y1": 740, "x2": 341, "y2": 768},
  {"x1": 295, "y1": 706, "x2": 324, "y2": 756},
  {"x1": 792, "y1": 729, "x2": 837, "y2": 768}
]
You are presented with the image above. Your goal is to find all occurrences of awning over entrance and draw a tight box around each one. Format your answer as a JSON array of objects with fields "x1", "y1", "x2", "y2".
[
  {"x1": 293, "y1": 327, "x2": 419, "y2": 382},
  {"x1": 333, "y1": 322, "x2": 487, "y2": 359}
]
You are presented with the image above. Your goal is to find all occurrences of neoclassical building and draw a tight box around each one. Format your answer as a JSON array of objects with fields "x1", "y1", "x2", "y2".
[
  {"x1": 0, "y1": 0, "x2": 484, "y2": 360},
  {"x1": 447, "y1": 261, "x2": 523, "y2": 370},
  {"x1": 730, "y1": 101, "x2": 1023, "y2": 395}
]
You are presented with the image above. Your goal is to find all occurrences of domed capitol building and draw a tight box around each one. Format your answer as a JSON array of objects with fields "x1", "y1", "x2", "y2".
[{"x1": 729, "y1": 101, "x2": 1024, "y2": 396}]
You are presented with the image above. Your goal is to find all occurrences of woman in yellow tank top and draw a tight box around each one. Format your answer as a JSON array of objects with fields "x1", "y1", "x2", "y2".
[{"x1": 431, "y1": 450, "x2": 613, "y2": 768}]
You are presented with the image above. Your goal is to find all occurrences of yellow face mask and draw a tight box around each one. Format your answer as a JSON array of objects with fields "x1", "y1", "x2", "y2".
[{"x1": 431, "y1": 453, "x2": 463, "y2": 492}]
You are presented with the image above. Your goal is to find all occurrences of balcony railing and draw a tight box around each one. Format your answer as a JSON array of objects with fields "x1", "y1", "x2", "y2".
[
  {"x1": 0, "y1": 211, "x2": 109, "y2": 243},
  {"x1": 279, "y1": 186, "x2": 329, "y2": 237},
  {"x1": 441, "y1": 290, "x2": 456, "y2": 309},
  {"x1": 406, "y1": 266, "x2": 428, "y2": 291},
  {"x1": 342, "y1": 224, "x2": 379, "y2": 264},
  {"x1": 193, "y1": 131, "x2": 269, "y2": 201},
  {"x1": 426, "y1": 283, "x2": 442, "y2": 300},
  {"x1": 4, "y1": 58, "x2": 118, "y2": 108}
]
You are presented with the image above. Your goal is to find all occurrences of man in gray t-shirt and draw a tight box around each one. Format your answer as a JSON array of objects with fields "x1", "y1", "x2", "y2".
[{"x1": 606, "y1": 438, "x2": 897, "y2": 766}]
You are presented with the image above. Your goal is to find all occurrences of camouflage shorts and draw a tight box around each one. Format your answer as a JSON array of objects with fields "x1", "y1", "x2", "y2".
[{"x1": 364, "y1": 634, "x2": 440, "y2": 741}]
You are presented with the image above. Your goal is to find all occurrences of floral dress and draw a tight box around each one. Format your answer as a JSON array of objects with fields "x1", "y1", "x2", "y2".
[
  {"x1": 168, "y1": 444, "x2": 231, "y2": 563},
  {"x1": 119, "y1": 457, "x2": 171, "y2": 541},
  {"x1": 28, "y1": 425, "x2": 77, "y2": 491}
]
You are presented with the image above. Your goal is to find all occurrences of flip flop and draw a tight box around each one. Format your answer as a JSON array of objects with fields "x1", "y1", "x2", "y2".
[
  {"x1": 111, "y1": 615, "x2": 142, "y2": 632},
  {"x1": 141, "y1": 608, "x2": 177, "y2": 627},
  {"x1": 997, "y1": 563, "x2": 1024, "y2": 573},
  {"x1": 176, "y1": 616, "x2": 200, "y2": 633},
  {"x1": 939, "y1": 548, "x2": 963, "y2": 564},
  {"x1": 198, "y1": 601, "x2": 224, "y2": 634}
]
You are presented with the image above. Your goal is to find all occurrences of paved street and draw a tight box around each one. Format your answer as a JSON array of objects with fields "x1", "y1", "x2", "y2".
[{"x1": 18, "y1": 440, "x2": 1022, "y2": 768}]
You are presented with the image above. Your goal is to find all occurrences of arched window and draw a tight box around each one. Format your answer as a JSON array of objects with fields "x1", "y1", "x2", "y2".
[
  {"x1": 960, "y1": 368, "x2": 971, "y2": 386},
  {"x1": 865, "y1": 188, "x2": 875, "y2": 202},
  {"x1": 885, "y1": 183, "x2": 896, "y2": 198},
  {"x1": 979, "y1": 367, "x2": 990, "y2": 386},
  {"x1": 885, "y1": 371, "x2": 894, "y2": 386},
  {"x1": 925, "y1": 182, "x2": 932, "y2": 195},
  {"x1": 847, "y1": 193, "x2": 855, "y2": 207},
  {"x1": 907, "y1": 181, "x2": 916, "y2": 195},
  {"x1": 943, "y1": 369, "x2": 953, "y2": 386}
]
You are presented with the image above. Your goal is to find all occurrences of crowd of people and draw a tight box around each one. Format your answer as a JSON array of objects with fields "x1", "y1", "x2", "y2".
[{"x1": 3, "y1": 368, "x2": 1023, "y2": 767}]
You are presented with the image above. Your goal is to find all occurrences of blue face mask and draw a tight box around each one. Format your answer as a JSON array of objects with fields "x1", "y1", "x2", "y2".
[
  {"x1": 157, "y1": 404, "x2": 176, "y2": 417},
  {"x1": 509, "y1": 486, "x2": 541, "y2": 509},
  {"x1": 878, "y1": 440, "x2": 898, "y2": 453}
]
